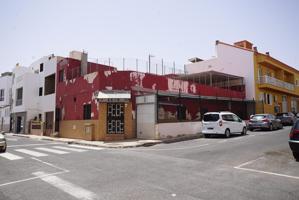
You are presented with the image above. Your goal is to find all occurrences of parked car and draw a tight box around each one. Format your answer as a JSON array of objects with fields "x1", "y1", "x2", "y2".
[
  {"x1": 202, "y1": 112, "x2": 247, "y2": 138},
  {"x1": 289, "y1": 120, "x2": 299, "y2": 161},
  {"x1": 248, "y1": 114, "x2": 283, "y2": 131},
  {"x1": 276, "y1": 112, "x2": 296, "y2": 126},
  {"x1": 0, "y1": 132, "x2": 7, "y2": 153}
]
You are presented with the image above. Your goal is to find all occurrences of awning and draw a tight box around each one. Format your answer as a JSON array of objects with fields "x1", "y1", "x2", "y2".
[{"x1": 95, "y1": 90, "x2": 131, "y2": 102}]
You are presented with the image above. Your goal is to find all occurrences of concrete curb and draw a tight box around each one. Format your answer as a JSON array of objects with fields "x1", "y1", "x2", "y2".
[
  {"x1": 7, "y1": 133, "x2": 162, "y2": 148},
  {"x1": 161, "y1": 133, "x2": 203, "y2": 144},
  {"x1": 7, "y1": 133, "x2": 203, "y2": 148}
]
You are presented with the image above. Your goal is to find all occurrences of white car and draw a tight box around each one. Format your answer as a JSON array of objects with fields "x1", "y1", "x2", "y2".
[
  {"x1": 0, "y1": 132, "x2": 7, "y2": 153},
  {"x1": 202, "y1": 112, "x2": 247, "y2": 138}
]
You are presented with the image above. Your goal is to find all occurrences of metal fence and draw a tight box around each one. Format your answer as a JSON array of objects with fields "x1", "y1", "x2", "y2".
[{"x1": 88, "y1": 57, "x2": 186, "y2": 75}]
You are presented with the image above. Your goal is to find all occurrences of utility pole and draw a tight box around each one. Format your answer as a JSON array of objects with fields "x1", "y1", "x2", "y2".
[
  {"x1": 148, "y1": 54, "x2": 154, "y2": 74},
  {"x1": 161, "y1": 59, "x2": 164, "y2": 75},
  {"x1": 173, "y1": 61, "x2": 176, "y2": 74}
]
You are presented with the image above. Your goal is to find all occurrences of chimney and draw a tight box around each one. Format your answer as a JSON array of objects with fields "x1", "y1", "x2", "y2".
[
  {"x1": 81, "y1": 51, "x2": 88, "y2": 76},
  {"x1": 234, "y1": 40, "x2": 253, "y2": 50},
  {"x1": 69, "y1": 51, "x2": 88, "y2": 75},
  {"x1": 253, "y1": 46, "x2": 258, "y2": 52},
  {"x1": 266, "y1": 52, "x2": 270, "y2": 56}
]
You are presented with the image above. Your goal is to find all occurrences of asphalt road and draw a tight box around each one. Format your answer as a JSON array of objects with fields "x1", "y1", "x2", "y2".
[{"x1": 0, "y1": 127, "x2": 298, "y2": 200}]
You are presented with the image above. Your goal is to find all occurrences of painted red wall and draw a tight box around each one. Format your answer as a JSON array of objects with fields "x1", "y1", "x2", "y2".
[{"x1": 56, "y1": 59, "x2": 246, "y2": 121}]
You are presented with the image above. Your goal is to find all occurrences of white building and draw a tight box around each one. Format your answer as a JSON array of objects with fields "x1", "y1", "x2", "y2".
[
  {"x1": 11, "y1": 54, "x2": 62, "y2": 134},
  {"x1": 186, "y1": 40, "x2": 255, "y2": 100},
  {"x1": 0, "y1": 72, "x2": 13, "y2": 132}
]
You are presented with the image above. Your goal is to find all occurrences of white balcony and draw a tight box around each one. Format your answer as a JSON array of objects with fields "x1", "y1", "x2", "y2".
[{"x1": 258, "y1": 75, "x2": 294, "y2": 91}]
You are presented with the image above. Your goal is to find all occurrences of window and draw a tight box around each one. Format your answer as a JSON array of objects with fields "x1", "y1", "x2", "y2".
[
  {"x1": 16, "y1": 87, "x2": 23, "y2": 106},
  {"x1": 58, "y1": 70, "x2": 64, "y2": 82},
  {"x1": 39, "y1": 87, "x2": 43, "y2": 96},
  {"x1": 83, "y1": 104, "x2": 91, "y2": 120},
  {"x1": 107, "y1": 103, "x2": 124, "y2": 134},
  {"x1": 274, "y1": 95, "x2": 277, "y2": 103},
  {"x1": 203, "y1": 114, "x2": 220, "y2": 122},
  {"x1": 257, "y1": 67, "x2": 262, "y2": 80},
  {"x1": 44, "y1": 74, "x2": 55, "y2": 95},
  {"x1": 0, "y1": 89, "x2": 4, "y2": 101},
  {"x1": 232, "y1": 115, "x2": 240, "y2": 122},
  {"x1": 222, "y1": 114, "x2": 234, "y2": 121},
  {"x1": 263, "y1": 93, "x2": 272, "y2": 105},
  {"x1": 40, "y1": 63, "x2": 44, "y2": 72}
]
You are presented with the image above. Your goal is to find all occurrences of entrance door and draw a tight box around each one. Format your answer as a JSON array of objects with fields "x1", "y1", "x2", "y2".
[
  {"x1": 16, "y1": 116, "x2": 23, "y2": 133},
  {"x1": 45, "y1": 112, "x2": 54, "y2": 136},
  {"x1": 282, "y1": 95, "x2": 287, "y2": 112},
  {"x1": 107, "y1": 103, "x2": 124, "y2": 134}
]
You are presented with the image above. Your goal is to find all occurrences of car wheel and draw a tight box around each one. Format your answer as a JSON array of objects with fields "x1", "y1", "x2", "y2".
[
  {"x1": 204, "y1": 134, "x2": 210, "y2": 138},
  {"x1": 249, "y1": 128, "x2": 254, "y2": 132},
  {"x1": 241, "y1": 127, "x2": 247, "y2": 135},
  {"x1": 225, "y1": 129, "x2": 230, "y2": 138},
  {"x1": 0, "y1": 143, "x2": 6, "y2": 153},
  {"x1": 293, "y1": 152, "x2": 299, "y2": 162}
]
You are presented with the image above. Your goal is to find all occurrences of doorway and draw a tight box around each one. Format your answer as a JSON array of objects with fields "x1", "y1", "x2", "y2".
[
  {"x1": 16, "y1": 116, "x2": 23, "y2": 133},
  {"x1": 45, "y1": 112, "x2": 54, "y2": 136}
]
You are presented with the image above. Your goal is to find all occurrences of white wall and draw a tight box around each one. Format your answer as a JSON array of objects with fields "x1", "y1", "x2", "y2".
[
  {"x1": 11, "y1": 55, "x2": 58, "y2": 133},
  {"x1": 156, "y1": 122, "x2": 202, "y2": 139},
  {"x1": 29, "y1": 55, "x2": 57, "y2": 119},
  {"x1": 0, "y1": 74, "x2": 12, "y2": 131},
  {"x1": 186, "y1": 43, "x2": 255, "y2": 100}
]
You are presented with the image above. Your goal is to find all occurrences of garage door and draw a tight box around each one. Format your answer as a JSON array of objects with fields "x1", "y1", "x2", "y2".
[{"x1": 136, "y1": 95, "x2": 156, "y2": 139}]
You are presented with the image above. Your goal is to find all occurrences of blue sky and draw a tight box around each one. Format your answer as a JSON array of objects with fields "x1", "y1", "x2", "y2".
[{"x1": 0, "y1": 0, "x2": 298, "y2": 73}]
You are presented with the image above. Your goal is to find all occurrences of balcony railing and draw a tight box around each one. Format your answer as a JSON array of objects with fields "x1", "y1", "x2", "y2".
[{"x1": 258, "y1": 75, "x2": 294, "y2": 91}]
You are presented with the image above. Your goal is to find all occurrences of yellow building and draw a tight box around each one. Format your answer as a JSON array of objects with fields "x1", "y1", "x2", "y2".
[
  {"x1": 186, "y1": 40, "x2": 299, "y2": 116},
  {"x1": 254, "y1": 51, "x2": 299, "y2": 114}
]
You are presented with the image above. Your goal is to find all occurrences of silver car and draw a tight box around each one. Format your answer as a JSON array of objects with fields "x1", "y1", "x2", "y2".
[
  {"x1": 0, "y1": 132, "x2": 7, "y2": 153},
  {"x1": 248, "y1": 114, "x2": 283, "y2": 131}
]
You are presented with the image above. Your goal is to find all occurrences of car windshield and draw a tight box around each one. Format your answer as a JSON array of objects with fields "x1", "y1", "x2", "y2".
[
  {"x1": 294, "y1": 120, "x2": 299, "y2": 129},
  {"x1": 251, "y1": 115, "x2": 266, "y2": 120},
  {"x1": 203, "y1": 114, "x2": 220, "y2": 122}
]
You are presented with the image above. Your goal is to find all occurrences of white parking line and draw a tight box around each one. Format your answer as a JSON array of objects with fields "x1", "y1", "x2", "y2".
[
  {"x1": 234, "y1": 157, "x2": 299, "y2": 180},
  {"x1": 35, "y1": 147, "x2": 69, "y2": 155},
  {"x1": 33, "y1": 171, "x2": 98, "y2": 200},
  {"x1": 0, "y1": 158, "x2": 69, "y2": 188},
  {"x1": 69, "y1": 144, "x2": 104, "y2": 150},
  {"x1": 0, "y1": 171, "x2": 67, "y2": 187},
  {"x1": 8, "y1": 143, "x2": 62, "y2": 148},
  {"x1": 15, "y1": 149, "x2": 48, "y2": 157},
  {"x1": 0, "y1": 152, "x2": 23, "y2": 160},
  {"x1": 53, "y1": 146, "x2": 87, "y2": 152}
]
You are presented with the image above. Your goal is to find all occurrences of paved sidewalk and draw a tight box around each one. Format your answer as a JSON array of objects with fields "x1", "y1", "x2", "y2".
[{"x1": 5, "y1": 132, "x2": 203, "y2": 148}]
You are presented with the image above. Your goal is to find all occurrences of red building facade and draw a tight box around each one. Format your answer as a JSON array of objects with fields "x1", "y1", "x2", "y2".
[{"x1": 55, "y1": 56, "x2": 248, "y2": 141}]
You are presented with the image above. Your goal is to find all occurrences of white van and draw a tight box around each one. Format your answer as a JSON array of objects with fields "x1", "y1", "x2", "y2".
[{"x1": 202, "y1": 112, "x2": 247, "y2": 138}]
